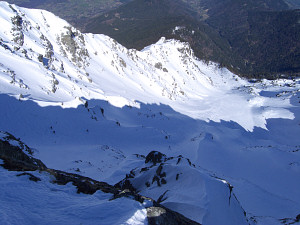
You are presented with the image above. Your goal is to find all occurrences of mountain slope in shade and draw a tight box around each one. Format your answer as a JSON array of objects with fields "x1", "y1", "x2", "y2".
[
  {"x1": 0, "y1": 164, "x2": 149, "y2": 225},
  {"x1": 0, "y1": 133, "x2": 203, "y2": 225},
  {"x1": 0, "y1": 2, "x2": 300, "y2": 225}
]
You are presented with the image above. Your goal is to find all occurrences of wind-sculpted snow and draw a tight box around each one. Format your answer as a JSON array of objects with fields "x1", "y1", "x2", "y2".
[{"x1": 0, "y1": 2, "x2": 297, "y2": 131}]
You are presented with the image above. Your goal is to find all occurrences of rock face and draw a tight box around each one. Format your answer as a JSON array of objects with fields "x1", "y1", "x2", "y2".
[
  {"x1": 147, "y1": 205, "x2": 200, "y2": 225},
  {"x1": 0, "y1": 132, "x2": 201, "y2": 225},
  {"x1": 48, "y1": 169, "x2": 119, "y2": 195},
  {"x1": 145, "y1": 151, "x2": 167, "y2": 164},
  {"x1": 0, "y1": 131, "x2": 46, "y2": 171},
  {"x1": 16, "y1": 172, "x2": 41, "y2": 182}
]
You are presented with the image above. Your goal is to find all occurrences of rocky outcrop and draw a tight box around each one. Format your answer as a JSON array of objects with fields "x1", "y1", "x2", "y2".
[
  {"x1": 47, "y1": 169, "x2": 118, "y2": 195},
  {"x1": 0, "y1": 132, "x2": 119, "y2": 195},
  {"x1": 147, "y1": 205, "x2": 200, "y2": 225},
  {"x1": 115, "y1": 150, "x2": 252, "y2": 225},
  {"x1": 0, "y1": 132, "x2": 201, "y2": 225},
  {"x1": 0, "y1": 132, "x2": 46, "y2": 171},
  {"x1": 117, "y1": 151, "x2": 194, "y2": 191},
  {"x1": 16, "y1": 172, "x2": 41, "y2": 182},
  {"x1": 280, "y1": 213, "x2": 300, "y2": 225},
  {"x1": 145, "y1": 151, "x2": 167, "y2": 164}
]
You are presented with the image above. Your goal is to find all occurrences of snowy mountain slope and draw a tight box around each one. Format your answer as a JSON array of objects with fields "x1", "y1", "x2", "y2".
[
  {"x1": 0, "y1": 167, "x2": 148, "y2": 225},
  {"x1": 0, "y1": 135, "x2": 202, "y2": 225},
  {"x1": 117, "y1": 151, "x2": 250, "y2": 225},
  {"x1": 0, "y1": 1, "x2": 300, "y2": 225},
  {"x1": 0, "y1": 1, "x2": 295, "y2": 131},
  {"x1": 1, "y1": 92, "x2": 299, "y2": 224}
]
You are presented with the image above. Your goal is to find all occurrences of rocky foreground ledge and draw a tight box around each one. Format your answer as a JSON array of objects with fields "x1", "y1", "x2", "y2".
[{"x1": 0, "y1": 131, "x2": 200, "y2": 225}]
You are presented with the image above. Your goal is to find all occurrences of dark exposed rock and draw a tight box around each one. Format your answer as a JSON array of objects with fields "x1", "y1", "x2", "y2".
[
  {"x1": 47, "y1": 169, "x2": 118, "y2": 195},
  {"x1": 11, "y1": 15, "x2": 22, "y2": 27},
  {"x1": 147, "y1": 204, "x2": 200, "y2": 225},
  {"x1": 0, "y1": 133, "x2": 201, "y2": 225},
  {"x1": 0, "y1": 39, "x2": 12, "y2": 52},
  {"x1": 0, "y1": 138, "x2": 46, "y2": 171},
  {"x1": 279, "y1": 213, "x2": 300, "y2": 225},
  {"x1": 16, "y1": 172, "x2": 41, "y2": 182},
  {"x1": 160, "y1": 172, "x2": 166, "y2": 178},
  {"x1": 145, "y1": 151, "x2": 166, "y2": 164},
  {"x1": 141, "y1": 167, "x2": 149, "y2": 172},
  {"x1": 0, "y1": 132, "x2": 116, "y2": 195},
  {"x1": 152, "y1": 175, "x2": 161, "y2": 186},
  {"x1": 157, "y1": 190, "x2": 169, "y2": 203},
  {"x1": 183, "y1": 157, "x2": 195, "y2": 167},
  {"x1": 115, "y1": 178, "x2": 136, "y2": 193},
  {"x1": 156, "y1": 164, "x2": 163, "y2": 176},
  {"x1": 176, "y1": 157, "x2": 182, "y2": 164},
  {"x1": 120, "y1": 151, "x2": 197, "y2": 195}
]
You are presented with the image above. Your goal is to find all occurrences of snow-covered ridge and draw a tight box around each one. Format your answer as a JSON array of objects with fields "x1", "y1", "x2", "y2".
[
  {"x1": 118, "y1": 151, "x2": 249, "y2": 224},
  {"x1": 1, "y1": 3, "x2": 300, "y2": 224},
  {"x1": 0, "y1": 1, "x2": 298, "y2": 131}
]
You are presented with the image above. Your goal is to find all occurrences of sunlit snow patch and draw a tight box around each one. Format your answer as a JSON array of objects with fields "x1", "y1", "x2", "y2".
[{"x1": 0, "y1": 1, "x2": 298, "y2": 131}]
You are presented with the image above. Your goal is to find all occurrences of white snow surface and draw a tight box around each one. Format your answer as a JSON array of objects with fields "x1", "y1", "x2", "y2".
[
  {"x1": 0, "y1": 1, "x2": 295, "y2": 131},
  {"x1": 0, "y1": 167, "x2": 148, "y2": 225},
  {"x1": 0, "y1": 2, "x2": 300, "y2": 225},
  {"x1": 128, "y1": 156, "x2": 250, "y2": 225}
]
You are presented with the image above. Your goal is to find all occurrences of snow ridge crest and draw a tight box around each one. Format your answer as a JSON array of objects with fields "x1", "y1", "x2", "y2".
[{"x1": 0, "y1": 1, "x2": 298, "y2": 131}]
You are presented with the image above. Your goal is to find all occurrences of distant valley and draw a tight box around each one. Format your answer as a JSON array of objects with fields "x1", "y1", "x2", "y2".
[{"x1": 6, "y1": 0, "x2": 300, "y2": 78}]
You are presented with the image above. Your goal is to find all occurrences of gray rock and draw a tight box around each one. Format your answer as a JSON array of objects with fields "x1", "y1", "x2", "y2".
[{"x1": 147, "y1": 205, "x2": 201, "y2": 225}]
